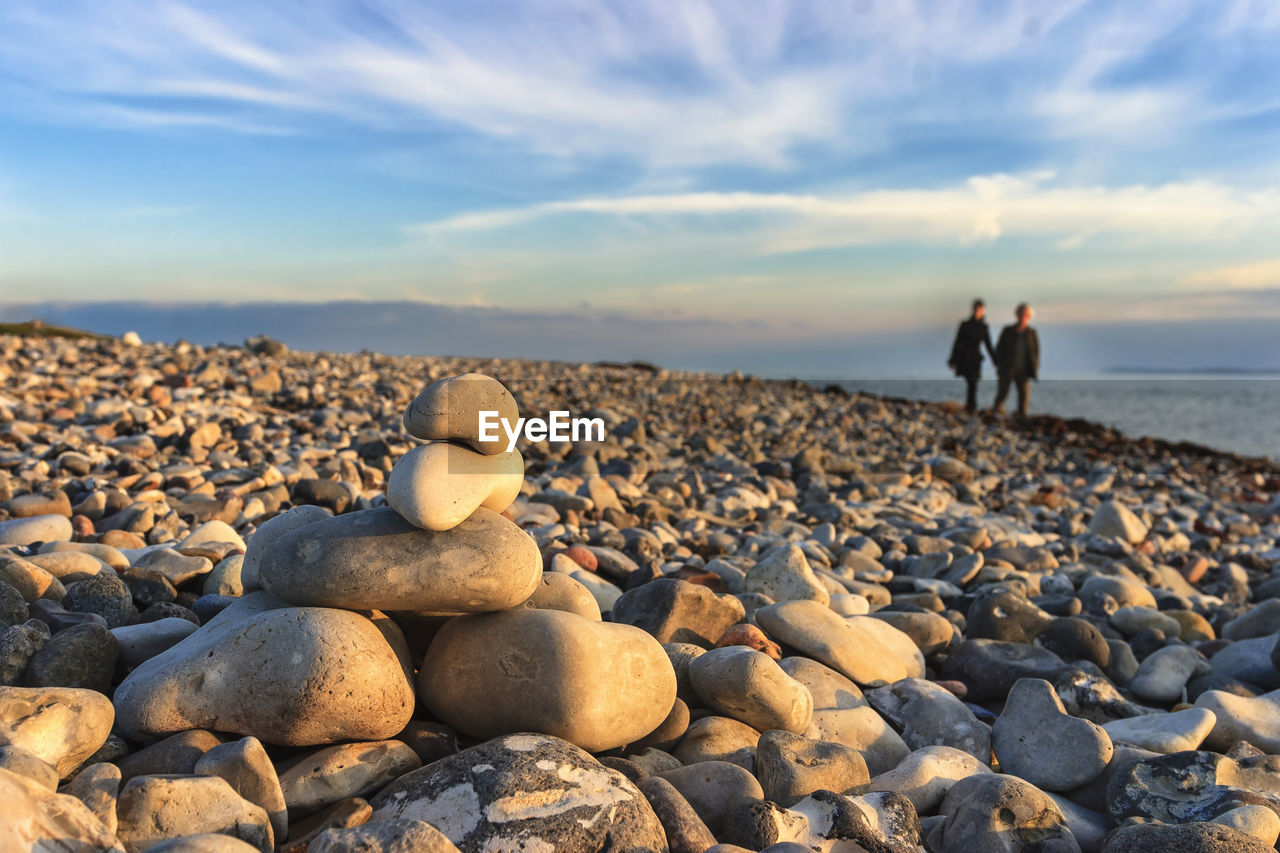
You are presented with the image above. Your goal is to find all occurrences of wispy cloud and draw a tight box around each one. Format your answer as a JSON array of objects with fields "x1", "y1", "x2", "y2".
[
  {"x1": 1182, "y1": 259, "x2": 1280, "y2": 290},
  {"x1": 407, "y1": 173, "x2": 1280, "y2": 252},
  {"x1": 1, "y1": 1, "x2": 1278, "y2": 173}
]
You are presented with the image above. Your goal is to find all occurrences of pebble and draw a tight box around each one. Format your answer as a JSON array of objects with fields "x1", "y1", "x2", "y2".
[
  {"x1": 115, "y1": 774, "x2": 273, "y2": 852},
  {"x1": 928, "y1": 773, "x2": 1080, "y2": 852},
  {"x1": 113, "y1": 605, "x2": 415, "y2": 745},
  {"x1": 991, "y1": 678, "x2": 1113, "y2": 791},
  {"x1": 612, "y1": 577, "x2": 745, "y2": 647},
  {"x1": 370, "y1": 733, "x2": 667, "y2": 852},
  {"x1": 386, "y1": 442, "x2": 524, "y2": 531},
  {"x1": 1101, "y1": 706, "x2": 1217, "y2": 752},
  {"x1": 0, "y1": 514, "x2": 73, "y2": 547},
  {"x1": 0, "y1": 685, "x2": 114, "y2": 777},
  {"x1": 419, "y1": 607, "x2": 675, "y2": 752},
  {"x1": 688, "y1": 645, "x2": 813, "y2": 733},
  {"x1": 278, "y1": 740, "x2": 421, "y2": 816},
  {"x1": 1196, "y1": 688, "x2": 1280, "y2": 751},
  {"x1": 402, "y1": 372, "x2": 519, "y2": 453},
  {"x1": 259, "y1": 506, "x2": 541, "y2": 613},
  {"x1": 194, "y1": 736, "x2": 288, "y2": 840},
  {"x1": 756, "y1": 600, "x2": 924, "y2": 686},
  {"x1": 865, "y1": 677, "x2": 991, "y2": 762},
  {"x1": 868, "y1": 745, "x2": 991, "y2": 814},
  {"x1": 755, "y1": 728, "x2": 869, "y2": 806}
]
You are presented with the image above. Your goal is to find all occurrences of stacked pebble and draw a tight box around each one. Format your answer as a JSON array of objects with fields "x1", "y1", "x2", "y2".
[{"x1": 2, "y1": 332, "x2": 1280, "y2": 852}]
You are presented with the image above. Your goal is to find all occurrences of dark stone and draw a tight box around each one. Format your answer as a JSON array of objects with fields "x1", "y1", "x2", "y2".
[
  {"x1": 1106, "y1": 750, "x2": 1280, "y2": 824},
  {"x1": 612, "y1": 578, "x2": 745, "y2": 648},
  {"x1": 0, "y1": 581, "x2": 26, "y2": 627},
  {"x1": 394, "y1": 720, "x2": 460, "y2": 766},
  {"x1": 23, "y1": 621, "x2": 118, "y2": 692},
  {"x1": 639, "y1": 777, "x2": 716, "y2": 853},
  {"x1": 139, "y1": 601, "x2": 201, "y2": 626},
  {"x1": 1036, "y1": 617, "x2": 1111, "y2": 668},
  {"x1": 0, "y1": 621, "x2": 47, "y2": 685},
  {"x1": 965, "y1": 590, "x2": 1054, "y2": 644},
  {"x1": 116, "y1": 730, "x2": 223, "y2": 782},
  {"x1": 1032, "y1": 594, "x2": 1083, "y2": 617},
  {"x1": 291, "y1": 479, "x2": 352, "y2": 514},
  {"x1": 62, "y1": 572, "x2": 136, "y2": 628},
  {"x1": 369, "y1": 733, "x2": 668, "y2": 853},
  {"x1": 941, "y1": 639, "x2": 1066, "y2": 702},
  {"x1": 1101, "y1": 821, "x2": 1274, "y2": 852},
  {"x1": 191, "y1": 595, "x2": 236, "y2": 623},
  {"x1": 119, "y1": 567, "x2": 178, "y2": 608},
  {"x1": 1055, "y1": 670, "x2": 1149, "y2": 725},
  {"x1": 600, "y1": 756, "x2": 648, "y2": 785},
  {"x1": 722, "y1": 790, "x2": 919, "y2": 853},
  {"x1": 26, "y1": 599, "x2": 108, "y2": 634},
  {"x1": 1186, "y1": 673, "x2": 1257, "y2": 702},
  {"x1": 630, "y1": 697, "x2": 689, "y2": 753}
]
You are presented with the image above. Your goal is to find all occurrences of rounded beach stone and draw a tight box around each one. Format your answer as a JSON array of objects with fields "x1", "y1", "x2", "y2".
[
  {"x1": 755, "y1": 729, "x2": 869, "y2": 807},
  {"x1": 260, "y1": 506, "x2": 541, "y2": 614},
  {"x1": 688, "y1": 645, "x2": 813, "y2": 734},
  {"x1": 864, "y1": 677, "x2": 991, "y2": 762},
  {"x1": 612, "y1": 577, "x2": 745, "y2": 648},
  {"x1": 62, "y1": 761, "x2": 121, "y2": 834},
  {"x1": 0, "y1": 766, "x2": 120, "y2": 853},
  {"x1": 744, "y1": 544, "x2": 829, "y2": 606},
  {"x1": 521, "y1": 571, "x2": 602, "y2": 620},
  {"x1": 420, "y1": 608, "x2": 676, "y2": 753},
  {"x1": 1196, "y1": 688, "x2": 1280, "y2": 752},
  {"x1": 386, "y1": 442, "x2": 524, "y2": 532},
  {"x1": 240, "y1": 505, "x2": 330, "y2": 592},
  {"x1": 145, "y1": 835, "x2": 261, "y2": 853},
  {"x1": 1101, "y1": 706, "x2": 1217, "y2": 753},
  {"x1": 23, "y1": 621, "x2": 118, "y2": 692},
  {"x1": 403, "y1": 373, "x2": 519, "y2": 454},
  {"x1": 0, "y1": 514, "x2": 73, "y2": 547},
  {"x1": 756, "y1": 600, "x2": 924, "y2": 686},
  {"x1": 672, "y1": 715, "x2": 760, "y2": 765},
  {"x1": 1089, "y1": 500, "x2": 1149, "y2": 543},
  {"x1": 868, "y1": 744, "x2": 991, "y2": 814},
  {"x1": 309, "y1": 820, "x2": 461, "y2": 853},
  {"x1": 113, "y1": 606, "x2": 415, "y2": 746},
  {"x1": 194, "y1": 736, "x2": 288, "y2": 841},
  {"x1": 661, "y1": 760, "x2": 765, "y2": 835},
  {"x1": 62, "y1": 572, "x2": 134, "y2": 628},
  {"x1": 370, "y1": 732, "x2": 667, "y2": 852},
  {"x1": 0, "y1": 685, "x2": 114, "y2": 778},
  {"x1": 0, "y1": 554, "x2": 63, "y2": 603},
  {"x1": 112, "y1": 617, "x2": 200, "y2": 667},
  {"x1": 991, "y1": 678, "x2": 1112, "y2": 792},
  {"x1": 116, "y1": 774, "x2": 273, "y2": 853},
  {"x1": 278, "y1": 739, "x2": 421, "y2": 816},
  {"x1": 1101, "y1": 821, "x2": 1273, "y2": 853},
  {"x1": 639, "y1": 775, "x2": 718, "y2": 853},
  {"x1": 929, "y1": 773, "x2": 1080, "y2": 853}
]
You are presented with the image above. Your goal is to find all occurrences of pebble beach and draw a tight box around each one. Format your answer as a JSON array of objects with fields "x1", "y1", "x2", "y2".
[{"x1": 4, "y1": 331, "x2": 1280, "y2": 853}]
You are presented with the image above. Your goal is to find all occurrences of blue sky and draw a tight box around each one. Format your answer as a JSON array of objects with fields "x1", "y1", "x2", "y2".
[{"x1": 1, "y1": 1, "x2": 1280, "y2": 371}]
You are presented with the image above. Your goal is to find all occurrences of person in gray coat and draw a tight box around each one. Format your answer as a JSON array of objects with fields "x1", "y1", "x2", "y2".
[
  {"x1": 993, "y1": 302, "x2": 1040, "y2": 417},
  {"x1": 948, "y1": 299, "x2": 996, "y2": 414}
]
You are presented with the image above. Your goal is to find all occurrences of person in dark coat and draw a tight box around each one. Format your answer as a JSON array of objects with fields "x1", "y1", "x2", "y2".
[
  {"x1": 948, "y1": 299, "x2": 996, "y2": 414},
  {"x1": 993, "y1": 302, "x2": 1040, "y2": 417}
]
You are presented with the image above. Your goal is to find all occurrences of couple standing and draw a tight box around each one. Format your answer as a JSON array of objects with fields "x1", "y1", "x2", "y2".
[{"x1": 948, "y1": 300, "x2": 1040, "y2": 416}]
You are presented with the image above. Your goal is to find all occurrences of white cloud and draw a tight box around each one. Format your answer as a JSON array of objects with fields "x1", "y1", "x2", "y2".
[
  {"x1": 407, "y1": 173, "x2": 1280, "y2": 252},
  {"x1": 1182, "y1": 259, "x2": 1280, "y2": 290},
  {"x1": 0, "y1": 1, "x2": 1276, "y2": 170}
]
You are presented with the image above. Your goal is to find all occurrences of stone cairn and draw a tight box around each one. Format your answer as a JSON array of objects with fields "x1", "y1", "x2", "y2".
[{"x1": 4, "y1": 373, "x2": 680, "y2": 853}]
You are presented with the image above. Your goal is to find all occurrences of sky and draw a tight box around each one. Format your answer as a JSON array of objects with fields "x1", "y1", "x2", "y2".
[{"x1": 2, "y1": 0, "x2": 1280, "y2": 374}]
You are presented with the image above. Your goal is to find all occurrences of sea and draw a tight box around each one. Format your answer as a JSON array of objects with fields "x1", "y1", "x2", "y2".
[{"x1": 821, "y1": 377, "x2": 1280, "y2": 460}]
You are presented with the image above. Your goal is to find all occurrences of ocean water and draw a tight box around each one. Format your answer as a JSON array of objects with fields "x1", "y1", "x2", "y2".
[{"x1": 825, "y1": 378, "x2": 1280, "y2": 460}]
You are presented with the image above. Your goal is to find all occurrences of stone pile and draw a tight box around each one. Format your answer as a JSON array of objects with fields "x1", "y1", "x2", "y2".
[{"x1": 3, "y1": 332, "x2": 1280, "y2": 852}]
